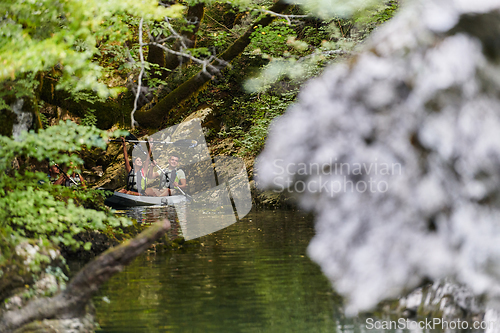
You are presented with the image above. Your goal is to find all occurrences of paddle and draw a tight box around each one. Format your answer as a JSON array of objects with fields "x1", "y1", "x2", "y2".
[
  {"x1": 118, "y1": 133, "x2": 194, "y2": 201},
  {"x1": 110, "y1": 134, "x2": 197, "y2": 148},
  {"x1": 54, "y1": 163, "x2": 79, "y2": 186},
  {"x1": 174, "y1": 186, "x2": 193, "y2": 202}
]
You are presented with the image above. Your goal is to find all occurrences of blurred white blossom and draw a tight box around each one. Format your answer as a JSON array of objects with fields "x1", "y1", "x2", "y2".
[{"x1": 257, "y1": 0, "x2": 500, "y2": 314}]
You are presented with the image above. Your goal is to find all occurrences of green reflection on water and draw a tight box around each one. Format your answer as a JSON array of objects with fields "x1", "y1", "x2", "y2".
[{"x1": 94, "y1": 209, "x2": 344, "y2": 333}]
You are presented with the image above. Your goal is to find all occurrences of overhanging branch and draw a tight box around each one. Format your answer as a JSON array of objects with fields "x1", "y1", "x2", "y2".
[
  {"x1": 134, "y1": 0, "x2": 290, "y2": 129},
  {"x1": 0, "y1": 219, "x2": 171, "y2": 332}
]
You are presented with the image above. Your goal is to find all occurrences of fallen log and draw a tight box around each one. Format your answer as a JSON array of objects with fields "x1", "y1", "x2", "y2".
[{"x1": 0, "y1": 219, "x2": 171, "y2": 332}]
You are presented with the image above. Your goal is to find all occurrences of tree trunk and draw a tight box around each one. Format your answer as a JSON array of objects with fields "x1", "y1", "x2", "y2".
[
  {"x1": 147, "y1": 28, "x2": 168, "y2": 81},
  {"x1": 163, "y1": 3, "x2": 205, "y2": 77}
]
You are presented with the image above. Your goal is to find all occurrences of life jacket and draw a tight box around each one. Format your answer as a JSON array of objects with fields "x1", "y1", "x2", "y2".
[
  {"x1": 161, "y1": 168, "x2": 177, "y2": 189},
  {"x1": 127, "y1": 168, "x2": 148, "y2": 193}
]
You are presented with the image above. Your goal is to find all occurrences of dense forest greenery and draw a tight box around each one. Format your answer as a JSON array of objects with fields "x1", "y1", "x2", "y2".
[{"x1": 0, "y1": 0, "x2": 398, "y2": 329}]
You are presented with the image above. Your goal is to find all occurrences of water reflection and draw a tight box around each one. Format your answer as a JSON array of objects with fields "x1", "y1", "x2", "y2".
[
  {"x1": 114, "y1": 205, "x2": 184, "y2": 241},
  {"x1": 116, "y1": 206, "x2": 177, "y2": 225},
  {"x1": 94, "y1": 209, "x2": 345, "y2": 332}
]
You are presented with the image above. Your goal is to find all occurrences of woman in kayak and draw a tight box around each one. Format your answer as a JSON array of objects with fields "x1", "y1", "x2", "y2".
[{"x1": 118, "y1": 137, "x2": 152, "y2": 196}]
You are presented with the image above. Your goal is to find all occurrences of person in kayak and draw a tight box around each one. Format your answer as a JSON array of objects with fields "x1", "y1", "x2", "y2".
[
  {"x1": 62, "y1": 163, "x2": 87, "y2": 188},
  {"x1": 48, "y1": 162, "x2": 65, "y2": 185},
  {"x1": 118, "y1": 137, "x2": 152, "y2": 196},
  {"x1": 163, "y1": 153, "x2": 187, "y2": 195},
  {"x1": 44, "y1": 161, "x2": 86, "y2": 188},
  {"x1": 145, "y1": 153, "x2": 187, "y2": 196}
]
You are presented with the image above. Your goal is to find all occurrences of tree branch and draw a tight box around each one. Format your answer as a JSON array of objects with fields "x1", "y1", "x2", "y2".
[
  {"x1": 131, "y1": 18, "x2": 145, "y2": 129},
  {"x1": 163, "y1": 3, "x2": 205, "y2": 77},
  {"x1": 260, "y1": 9, "x2": 309, "y2": 25},
  {"x1": 135, "y1": 0, "x2": 290, "y2": 129},
  {"x1": 0, "y1": 219, "x2": 171, "y2": 332}
]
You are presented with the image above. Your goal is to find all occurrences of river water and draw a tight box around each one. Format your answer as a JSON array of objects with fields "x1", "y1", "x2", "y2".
[{"x1": 92, "y1": 208, "x2": 353, "y2": 333}]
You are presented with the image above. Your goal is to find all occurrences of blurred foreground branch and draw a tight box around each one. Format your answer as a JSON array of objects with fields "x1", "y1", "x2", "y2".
[{"x1": 0, "y1": 219, "x2": 171, "y2": 332}]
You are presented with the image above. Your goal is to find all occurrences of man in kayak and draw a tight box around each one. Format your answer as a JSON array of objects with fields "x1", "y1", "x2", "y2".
[
  {"x1": 163, "y1": 154, "x2": 187, "y2": 195},
  {"x1": 47, "y1": 162, "x2": 65, "y2": 185},
  {"x1": 145, "y1": 153, "x2": 187, "y2": 196}
]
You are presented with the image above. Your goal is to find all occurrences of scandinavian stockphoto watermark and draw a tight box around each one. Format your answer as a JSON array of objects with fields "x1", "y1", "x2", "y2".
[
  {"x1": 272, "y1": 158, "x2": 402, "y2": 195},
  {"x1": 366, "y1": 318, "x2": 499, "y2": 330}
]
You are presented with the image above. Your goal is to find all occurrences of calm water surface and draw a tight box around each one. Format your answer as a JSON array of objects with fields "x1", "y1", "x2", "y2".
[{"x1": 93, "y1": 208, "x2": 351, "y2": 333}]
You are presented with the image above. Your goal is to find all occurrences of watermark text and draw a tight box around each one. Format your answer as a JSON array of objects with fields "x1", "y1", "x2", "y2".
[
  {"x1": 366, "y1": 318, "x2": 499, "y2": 330},
  {"x1": 272, "y1": 158, "x2": 402, "y2": 195}
]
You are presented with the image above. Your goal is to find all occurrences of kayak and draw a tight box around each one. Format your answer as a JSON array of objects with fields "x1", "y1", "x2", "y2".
[{"x1": 104, "y1": 191, "x2": 186, "y2": 208}]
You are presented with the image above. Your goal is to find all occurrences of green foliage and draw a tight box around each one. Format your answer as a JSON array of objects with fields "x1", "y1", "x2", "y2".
[
  {"x1": 0, "y1": 74, "x2": 39, "y2": 111},
  {"x1": 243, "y1": 17, "x2": 351, "y2": 94},
  {"x1": 98, "y1": 41, "x2": 134, "y2": 74},
  {"x1": 188, "y1": 47, "x2": 212, "y2": 58},
  {"x1": 247, "y1": 22, "x2": 296, "y2": 57},
  {"x1": 371, "y1": 1, "x2": 399, "y2": 24},
  {"x1": 2, "y1": 185, "x2": 125, "y2": 249},
  {"x1": 212, "y1": 31, "x2": 232, "y2": 51},
  {"x1": 0, "y1": 121, "x2": 130, "y2": 271},
  {"x1": 244, "y1": 2, "x2": 398, "y2": 94},
  {"x1": 39, "y1": 113, "x2": 49, "y2": 128},
  {"x1": 353, "y1": 0, "x2": 399, "y2": 36},
  {"x1": 80, "y1": 109, "x2": 98, "y2": 127},
  {"x1": 1, "y1": 121, "x2": 110, "y2": 167},
  {"x1": 243, "y1": 46, "x2": 338, "y2": 94},
  {"x1": 0, "y1": 0, "x2": 184, "y2": 98},
  {"x1": 288, "y1": 0, "x2": 386, "y2": 19},
  {"x1": 220, "y1": 92, "x2": 297, "y2": 155},
  {"x1": 300, "y1": 25, "x2": 331, "y2": 47},
  {"x1": 147, "y1": 74, "x2": 170, "y2": 90}
]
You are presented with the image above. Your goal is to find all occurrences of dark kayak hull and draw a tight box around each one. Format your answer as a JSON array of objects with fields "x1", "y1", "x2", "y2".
[{"x1": 104, "y1": 191, "x2": 186, "y2": 208}]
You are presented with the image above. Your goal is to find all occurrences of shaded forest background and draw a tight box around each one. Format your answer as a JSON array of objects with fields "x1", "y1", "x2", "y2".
[{"x1": 2, "y1": 0, "x2": 398, "y2": 158}]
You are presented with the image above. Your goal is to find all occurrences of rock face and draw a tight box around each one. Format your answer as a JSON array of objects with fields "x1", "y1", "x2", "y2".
[
  {"x1": 257, "y1": 0, "x2": 500, "y2": 314},
  {"x1": 397, "y1": 279, "x2": 483, "y2": 321}
]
